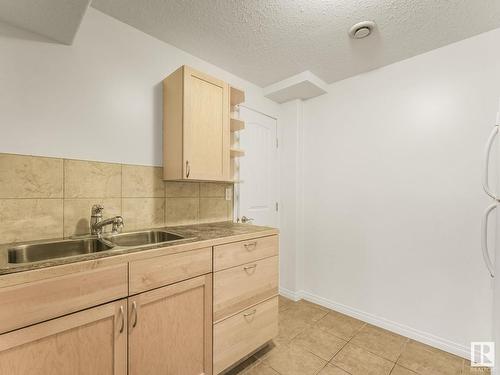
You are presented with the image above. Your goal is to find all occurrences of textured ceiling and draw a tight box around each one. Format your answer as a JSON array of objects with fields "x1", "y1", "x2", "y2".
[
  {"x1": 0, "y1": 0, "x2": 90, "y2": 44},
  {"x1": 91, "y1": 0, "x2": 500, "y2": 86}
]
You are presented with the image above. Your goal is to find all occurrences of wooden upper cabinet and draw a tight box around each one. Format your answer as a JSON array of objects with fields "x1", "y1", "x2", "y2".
[{"x1": 163, "y1": 66, "x2": 230, "y2": 181}]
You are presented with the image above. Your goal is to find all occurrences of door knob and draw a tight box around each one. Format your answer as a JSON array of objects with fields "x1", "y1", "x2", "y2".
[{"x1": 241, "y1": 216, "x2": 254, "y2": 224}]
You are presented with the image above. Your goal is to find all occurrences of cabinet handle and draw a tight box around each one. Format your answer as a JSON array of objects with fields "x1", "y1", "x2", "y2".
[
  {"x1": 131, "y1": 301, "x2": 138, "y2": 328},
  {"x1": 244, "y1": 242, "x2": 257, "y2": 251},
  {"x1": 186, "y1": 161, "x2": 190, "y2": 178},
  {"x1": 243, "y1": 309, "x2": 257, "y2": 317},
  {"x1": 243, "y1": 263, "x2": 257, "y2": 271},
  {"x1": 118, "y1": 305, "x2": 124, "y2": 333}
]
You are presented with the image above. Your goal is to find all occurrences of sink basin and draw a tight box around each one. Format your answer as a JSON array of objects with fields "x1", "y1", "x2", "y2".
[
  {"x1": 8, "y1": 238, "x2": 114, "y2": 264},
  {"x1": 106, "y1": 230, "x2": 185, "y2": 247}
]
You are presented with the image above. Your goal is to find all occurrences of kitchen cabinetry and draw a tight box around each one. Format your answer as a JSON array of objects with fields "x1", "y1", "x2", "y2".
[
  {"x1": 0, "y1": 299, "x2": 127, "y2": 375},
  {"x1": 163, "y1": 66, "x2": 230, "y2": 181},
  {"x1": 213, "y1": 235, "x2": 279, "y2": 374},
  {"x1": 129, "y1": 274, "x2": 212, "y2": 375},
  {"x1": 0, "y1": 227, "x2": 279, "y2": 375}
]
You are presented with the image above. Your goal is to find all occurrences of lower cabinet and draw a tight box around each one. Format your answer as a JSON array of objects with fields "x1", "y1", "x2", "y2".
[
  {"x1": 0, "y1": 299, "x2": 127, "y2": 375},
  {"x1": 214, "y1": 296, "x2": 278, "y2": 374},
  {"x1": 128, "y1": 274, "x2": 213, "y2": 375}
]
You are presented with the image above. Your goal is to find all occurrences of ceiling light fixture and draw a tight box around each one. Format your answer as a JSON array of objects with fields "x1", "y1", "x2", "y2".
[{"x1": 348, "y1": 21, "x2": 376, "y2": 39}]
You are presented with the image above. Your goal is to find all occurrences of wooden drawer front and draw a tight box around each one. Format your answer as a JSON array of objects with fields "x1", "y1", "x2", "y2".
[
  {"x1": 129, "y1": 247, "x2": 212, "y2": 294},
  {"x1": 214, "y1": 235, "x2": 278, "y2": 271},
  {"x1": 214, "y1": 297, "x2": 278, "y2": 374},
  {"x1": 214, "y1": 256, "x2": 278, "y2": 322},
  {"x1": 0, "y1": 264, "x2": 128, "y2": 334}
]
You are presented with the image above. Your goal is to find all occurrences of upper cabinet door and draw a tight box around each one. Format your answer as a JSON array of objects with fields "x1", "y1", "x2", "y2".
[
  {"x1": 163, "y1": 66, "x2": 230, "y2": 181},
  {"x1": 184, "y1": 68, "x2": 229, "y2": 181}
]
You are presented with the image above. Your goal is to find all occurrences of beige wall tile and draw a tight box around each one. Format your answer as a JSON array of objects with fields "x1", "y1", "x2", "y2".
[
  {"x1": 199, "y1": 197, "x2": 230, "y2": 223},
  {"x1": 122, "y1": 165, "x2": 164, "y2": 198},
  {"x1": 64, "y1": 198, "x2": 121, "y2": 237},
  {"x1": 165, "y1": 181, "x2": 200, "y2": 197},
  {"x1": 64, "y1": 159, "x2": 121, "y2": 198},
  {"x1": 0, "y1": 199, "x2": 63, "y2": 244},
  {"x1": 0, "y1": 154, "x2": 63, "y2": 198},
  {"x1": 199, "y1": 182, "x2": 232, "y2": 197},
  {"x1": 165, "y1": 197, "x2": 199, "y2": 225},
  {"x1": 122, "y1": 198, "x2": 165, "y2": 230}
]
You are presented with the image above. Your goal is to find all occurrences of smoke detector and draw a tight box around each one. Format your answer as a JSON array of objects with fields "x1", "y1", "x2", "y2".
[{"x1": 349, "y1": 21, "x2": 376, "y2": 39}]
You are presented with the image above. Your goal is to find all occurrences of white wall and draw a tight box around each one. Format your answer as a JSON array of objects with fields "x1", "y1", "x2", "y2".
[
  {"x1": 0, "y1": 7, "x2": 280, "y2": 166},
  {"x1": 300, "y1": 28, "x2": 500, "y2": 357}
]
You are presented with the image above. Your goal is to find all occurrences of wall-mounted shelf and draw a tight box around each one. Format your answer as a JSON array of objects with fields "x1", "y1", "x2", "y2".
[
  {"x1": 230, "y1": 148, "x2": 245, "y2": 157},
  {"x1": 230, "y1": 118, "x2": 245, "y2": 132},
  {"x1": 230, "y1": 86, "x2": 245, "y2": 107}
]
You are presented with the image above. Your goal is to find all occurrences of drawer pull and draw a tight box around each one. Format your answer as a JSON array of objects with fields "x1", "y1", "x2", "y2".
[
  {"x1": 243, "y1": 309, "x2": 257, "y2": 317},
  {"x1": 243, "y1": 264, "x2": 257, "y2": 271},
  {"x1": 118, "y1": 305, "x2": 125, "y2": 333},
  {"x1": 244, "y1": 242, "x2": 257, "y2": 251}
]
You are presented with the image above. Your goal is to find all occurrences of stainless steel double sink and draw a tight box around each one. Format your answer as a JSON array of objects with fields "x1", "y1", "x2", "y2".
[{"x1": 7, "y1": 230, "x2": 188, "y2": 264}]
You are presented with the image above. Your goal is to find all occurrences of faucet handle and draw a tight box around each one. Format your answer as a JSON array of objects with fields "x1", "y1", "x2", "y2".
[
  {"x1": 112, "y1": 216, "x2": 124, "y2": 234},
  {"x1": 91, "y1": 204, "x2": 104, "y2": 216}
]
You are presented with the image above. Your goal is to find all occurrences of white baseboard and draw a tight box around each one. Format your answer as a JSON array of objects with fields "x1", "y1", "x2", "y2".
[
  {"x1": 278, "y1": 287, "x2": 302, "y2": 302},
  {"x1": 280, "y1": 289, "x2": 470, "y2": 359}
]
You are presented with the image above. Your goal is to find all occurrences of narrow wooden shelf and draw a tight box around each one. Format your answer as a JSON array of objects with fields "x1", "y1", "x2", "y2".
[
  {"x1": 230, "y1": 148, "x2": 245, "y2": 157},
  {"x1": 230, "y1": 118, "x2": 245, "y2": 132},
  {"x1": 230, "y1": 86, "x2": 245, "y2": 107}
]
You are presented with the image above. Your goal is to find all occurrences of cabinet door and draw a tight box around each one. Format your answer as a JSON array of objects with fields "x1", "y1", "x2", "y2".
[
  {"x1": 183, "y1": 67, "x2": 229, "y2": 181},
  {"x1": 0, "y1": 299, "x2": 127, "y2": 375},
  {"x1": 129, "y1": 274, "x2": 213, "y2": 375}
]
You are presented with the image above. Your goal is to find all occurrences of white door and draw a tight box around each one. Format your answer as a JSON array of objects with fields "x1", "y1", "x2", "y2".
[{"x1": 237, "y1": 107, "x2": 279, "y2": 227}]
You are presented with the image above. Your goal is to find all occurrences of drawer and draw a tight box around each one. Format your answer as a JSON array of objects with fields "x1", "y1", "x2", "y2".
[
  {"x1": 214, "y1": 296, "x2": 278, "y2": 374},
  {"x1": 0, "y1": 263, "x2": 128, "y2": 334},
  {"x1": 214, "y1": 255, "x2": 278, "y2": 321},
  {"x1": 129, "y1": 247, "x2": 212, "y2": 294},
  {"x1": 214, "y1": 235, "x2": 278, "y2": 271}
]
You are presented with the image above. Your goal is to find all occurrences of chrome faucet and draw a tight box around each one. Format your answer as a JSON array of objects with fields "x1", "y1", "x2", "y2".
[{"x1": 90, "y1": 204, "x2": 124, "y2": 237}]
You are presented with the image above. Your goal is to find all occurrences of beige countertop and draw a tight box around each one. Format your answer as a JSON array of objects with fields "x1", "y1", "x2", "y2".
[{"x1": 0, "y1": 222, "x2": 278, "y2": 276}]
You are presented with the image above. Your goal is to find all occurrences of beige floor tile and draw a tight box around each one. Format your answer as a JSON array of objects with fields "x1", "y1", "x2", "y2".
[
  {"x1": 278, "y1": 295, "x2": 294, "y2": 312},
  {"x1": 296, "y1": 299, "x2": 330, "y2": 311},
  {"x1": 391, "y1": 365, "x2": 418, "y2": 375},
  {"x1": 264, "y1": 344, "x2": 327, "y2": 375},
  {"x1": 350, "y1": 324, "x2": 408, "y2": 362},
  {"x1": 332, "y1": 344, "x2": 394, "y2": 375},
  {"x1": 274, "y1": 310, "x2": 311, "y2": 346},
  {"x1": 280, "y1": 299, "x2": 328, "y2": 324},
  {"x1": 397, "y1": 340, "x2": 464, "y2": 375},
  {"x1": 244, "y1": 362, "x2": 280, "y2": 375},
  {"x1": 316, "y1": 310, "x2": 366, "y2": 340},
  {"x1": 317, "y1": 364, "x2": 351, "y2": 375},
  {"x1": 291, "y1": 325, "x2": 347, "y2": 361},
  {"x1": 461, "y1": 359, "x2": 491, "y2": 374}
]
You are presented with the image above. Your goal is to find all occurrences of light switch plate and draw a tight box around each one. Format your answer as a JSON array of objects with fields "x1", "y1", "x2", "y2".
[{"x1": 225, "y1": 187, "x2": 232, "y2": 201}]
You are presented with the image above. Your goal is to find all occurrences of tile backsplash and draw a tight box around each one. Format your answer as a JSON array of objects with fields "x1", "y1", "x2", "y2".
[{"x1": 0, "y1": 153, "x2": 233, "y2": 245}]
